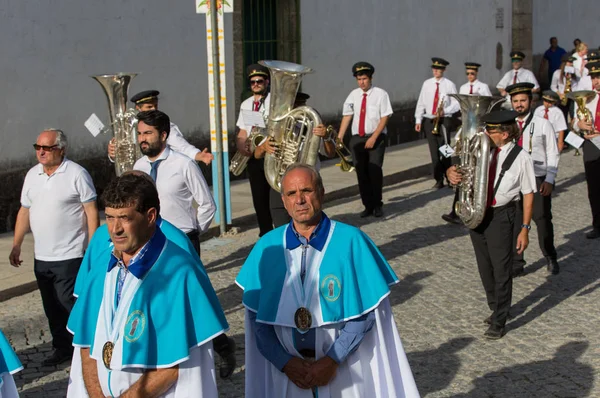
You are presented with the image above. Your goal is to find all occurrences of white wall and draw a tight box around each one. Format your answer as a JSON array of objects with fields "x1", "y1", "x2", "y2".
[
  {"x1": 300, "y1": 0, "x2": 512, "y2": 118},
  {"x1": 0, "y1": 1, "x2": 235, "y2": 169}
]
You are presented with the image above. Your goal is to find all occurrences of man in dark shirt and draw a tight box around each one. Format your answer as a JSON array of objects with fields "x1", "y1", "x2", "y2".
[{"x1": 539, "y1": 37, "x2": 566, "y2": 85}]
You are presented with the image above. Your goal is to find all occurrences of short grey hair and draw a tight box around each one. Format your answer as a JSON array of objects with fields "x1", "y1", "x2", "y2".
[
  {"x1": 280, "y1": 163, "x2": 324, "y2": 193},
  {"x1": 44, "y1": 128, "x2": 68, "y2": 149}
]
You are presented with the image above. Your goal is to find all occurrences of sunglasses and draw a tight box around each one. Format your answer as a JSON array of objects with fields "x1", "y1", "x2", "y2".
[
  {"x1": 466, "y1": 72, "x2": 476, "y2": 76},
  {"x1": 33, "y1": 144, "x2": 59, "y2": 151},
  {"x1": 250, "y1": 79, "x2": 265, "y2": 85}
]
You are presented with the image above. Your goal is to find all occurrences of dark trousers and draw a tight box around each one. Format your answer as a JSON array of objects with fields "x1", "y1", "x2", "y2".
[
  {"x1": 34, "y1": 257, "x2": 81, "y2": 353},
  {"x1": 247, "y1": 157, "x2": 273, "y2": 236},
  {"x1": 269, "y1": 188, "x2": 291, "y2": 228},
  {"x1": 584, "y1": 157, "x2": 600, "y2": 230},
  {"x1": 423, "y1": 117, "x2": 453, "y2": 183},
  {"x1": 186, "y1": 230, "x2": 201, "y2": 258},
  {"x1": 349, "y1": 134, "x2": 386, "y2": 210},
  {"x1": 469, "y1": 204, "x2": 516, "y2": 328},
  {"x1": 449, "y1": 189, "x2": 459, "y2": 215},
  {"x1": 513, "y1": 176, "x2": 557, "y2": 269}
]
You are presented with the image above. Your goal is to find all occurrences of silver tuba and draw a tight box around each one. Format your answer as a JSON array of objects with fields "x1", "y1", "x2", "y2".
[
  {"x1": 449, "y1": 94, "x2": 505, "y2": 229},
  {"x1": 259, "y1": 60, "x2": 322, "y2": 192},
  {"x1": 92, "y1": 73, "x2": 140, "y2": 176}
]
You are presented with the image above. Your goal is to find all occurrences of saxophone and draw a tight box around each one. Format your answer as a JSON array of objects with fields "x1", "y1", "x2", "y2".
[
  {"x1": 229, "y1": 128, "x2": 267, "y2": 176},
  {"x1": 432, "y1": 97, "x2": 445, "y2": 135},
  {"x1": 259, "y1": 60, "x2": 322, "y2": 192},
  {"x1": 561, "y1": 72, "x2": 572, "y2": 106},
  {"x1": 448, "y1": 94, "x2": 505, "y2": 229},
  {"x1": 92, "y1": 73, "x2": 140, "y2": 176}
]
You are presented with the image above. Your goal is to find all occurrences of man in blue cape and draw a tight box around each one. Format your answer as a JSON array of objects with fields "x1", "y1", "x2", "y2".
[
  {"x1": 67, "y1": 173, "x2": 228, "y2": 397},
  {"x1": 236, "y1": 164, "x2": 420, "y2": 397}
]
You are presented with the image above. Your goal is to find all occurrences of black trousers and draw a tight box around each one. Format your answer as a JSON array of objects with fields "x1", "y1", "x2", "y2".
[
  {"x1": 584, "y1": 157, "x2": 600, "y2": 230},
  {"x1": 469, "y1": 203, "x2": 516, "y2": 328},
  {"x1": 186, "y1": 230, "x2": 201, "y2": 258},
  {"x1": 349, "y1": 134, "x2": 386, "y2": 210},
  {"x1": 269, "y1": 188, "x2": 291, "y2": 228},
  {"x1": 247, "y1": 157, "x2": 273, "y2": 236},
  {"x1": 34, "y1": 257, "x2": 81, "y2": 353},
  {"x1": 513, "y1": 176, "x2": 557, "y2": 269},
  {"x1": 448, "y1": 189, "x2": 459, "y2": 215},
  {"x1": 423, "y1": 117, "x2": 453, "y2": 183}
]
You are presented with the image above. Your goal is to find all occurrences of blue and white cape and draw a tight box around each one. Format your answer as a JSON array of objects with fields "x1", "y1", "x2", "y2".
[{"x1": 0, "y1": 330, "x2": 22, "y2": 398}]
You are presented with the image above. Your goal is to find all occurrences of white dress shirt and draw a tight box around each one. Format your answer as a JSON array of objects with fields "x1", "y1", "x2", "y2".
[
  {"x1": 236, "y1": 93, "x2": 271, "y2": 133},
  {"x1": 572, "y1": 53, "x2": 586, "y2": 79},
  {"x1": 414, "y1": 77, "x2": 460, "y2": 123},
  {"x1": 167, "y1": 122, "x2": 201, "y2": 160},
  {"x1": 459, "y1": 80, "x2": 492, "y2": 96},
  {"x1": 491, "y1": 142, "x2": 537, "y2": 207},
  {"x1": 134, "y1": 146, "x2": 216, "y2": 234},
  {"x1": 342, "y1": 86, "x2": 393, "y2": 135},
  {"x1": 550, "y1": 69, "x2": 579, "y2": 94},
  {"x1": 533, "y1": 105, "x2": 567, "y2": 138},
  {"x1": 497, "y1": 68, "x2": 540, "y2": 90},
  {"x1": 577, "y1": 75, "x2": 593, "y2": 91},
  {"x1": 516, "y1": 113, "x2": 560, "y2": 184}
]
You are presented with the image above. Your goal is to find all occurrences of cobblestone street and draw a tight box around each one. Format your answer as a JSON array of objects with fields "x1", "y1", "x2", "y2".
[{"x1": 1, "y1": 151, "x2": 599, "y2": 398}]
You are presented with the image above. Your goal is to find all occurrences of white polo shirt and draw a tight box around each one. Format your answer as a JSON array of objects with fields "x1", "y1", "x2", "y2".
[
  {"x1": 533, "y1": 105, "x2": 567, "y2": 138},
  {"x1": 134, "y1": 146, "x2": 216, "y2": 234},
  {"x1": 492, "y1": 142, "x2": 537, "y2": 207},
  {"x1": 20, "y1": 158, "x2": 97, "y2": 261},
  {"x1": 343, "y1": 86, "x2": 393, "y2": 135}
]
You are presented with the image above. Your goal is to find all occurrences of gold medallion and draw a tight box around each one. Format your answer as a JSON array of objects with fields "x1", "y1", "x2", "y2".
[
  {"x1": 294, "y1": 307, "x2": 312, "y2": 332},
  {"x1": 102, "y1": 341, "x2": 114, "y2": 369}
]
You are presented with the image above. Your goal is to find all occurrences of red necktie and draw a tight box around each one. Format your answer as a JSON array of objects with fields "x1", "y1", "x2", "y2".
[
  {"x1": 358, "y1": 93, "x2": 367, "y2": 137},
  {"x1": 432, "y1": 83, "x2": 440, "y2": 114},
  {"x1": 469, "y1": 84, "x2": 473, "y2": 94},
  {"x1": 253, "y1": 101, "x2": 260, "y2": 111},
  {"x1": 487, "y1": 148, "x2": 500, "y2": 208},
  {"x1": 517, "y1": 120, "x2": 524, "y2": 147},
  {"x1": 513, "y1": 71, "x2": 518, "y2": 84},
  {"x1": 544, "y1": 108, "x2": 549, "y2": 120},
  {"x1": 595, "y1": 95, "x2": 600, "y2": 132}
]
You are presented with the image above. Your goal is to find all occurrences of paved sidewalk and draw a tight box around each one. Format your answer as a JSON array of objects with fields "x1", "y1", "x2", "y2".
[{"x1": 0, "y1": 139, "x2": 431, "y2": 301}]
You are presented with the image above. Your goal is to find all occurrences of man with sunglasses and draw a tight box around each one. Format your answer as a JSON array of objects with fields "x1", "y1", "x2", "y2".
[
  {"x1": 235, "y1": 64, "x2": 273, "y2": 236},
  {"x1": 9, "y1": 129, "x2": 99, "y2": 366},
  {"x1": 459, "y1": 62, "x2": 492, "y2": 96}
]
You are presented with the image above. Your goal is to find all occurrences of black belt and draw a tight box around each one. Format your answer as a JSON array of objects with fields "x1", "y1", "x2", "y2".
[
  {"x1": 298, "y1": 349, "x2": 315, "y2": 359},
  {"x1": 186, "y1": 230, "x2": 199, "y2": 239},
  {"x1": 491, "y1": 201, "x2": 516, "y2": 212}
]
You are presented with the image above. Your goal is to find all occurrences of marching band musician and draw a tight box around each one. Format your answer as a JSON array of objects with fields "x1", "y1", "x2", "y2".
[
  {"x1": 571, "y1": 56, "x2": 600, "y2": 240},
  {"x1": 497, "y1": 51, "x2": 540, "y2": 98},
  {"x1": 507, "y1": 83, "x2": 561, "y2": 276},
  {"x1": 107, "y1": 90, "x2": 214, "y2": 165},
  {"x1": 459, "y1": 62, "x2": 492, "y2": 96},
  {"x1": 447, "y1": 110, "x2": 536, "y2": 339},
  {"x1": 414, "y1": 58, "x2": 459, "y2": 190},
  {"x1": 551, "y1": 55, "x2": 578, "y2": 122},
  {"x1": 236, "y1": 64, "x2": 274, "y2": 237},
  {"x1": 338, "y1": 62, "x2": 393, "y2": 217},
  {"x1": 534, "y1": 90, "x2": 568, "y2": 152}
]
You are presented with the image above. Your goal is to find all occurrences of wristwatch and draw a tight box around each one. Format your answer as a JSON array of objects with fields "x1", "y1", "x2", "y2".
[{"x1": 521, "y1": 224, "x2": 531, "y2": 230}]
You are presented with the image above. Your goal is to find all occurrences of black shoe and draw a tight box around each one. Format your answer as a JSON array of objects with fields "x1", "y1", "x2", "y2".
[
  {"x1": 586, "y1": 229, "x2": 600, "y2": 239},
  {"x1": 484, "y1": 315, "x2": 492, "y2": 325},
  {"x1": 433, "y1": 180, "x2": 444, "y2": 189},
  {"x1": 512, "y1": 267, "x2": 525, "y2": 277},
  {"x1": 373, "y1": 207, "x2": 383, "y2": 218},
  {"x1": 546, "y1": 257, "x2": 559, "y2": 275},
  {"x1": 484, "y1": 325, "x2": 505, "y2": 340},
  {"x1": 218, "y1": 338, "x2": 237, "y2": 379},
  {"x1": 359, "y1": 208, "x2": 373, "y2": 218},
  {"x1": 441, "y1": 213, "x2": 461, "y2": 225},
  {"x1": 42, "y1": 349, "x2": 72, "y2": 366}
]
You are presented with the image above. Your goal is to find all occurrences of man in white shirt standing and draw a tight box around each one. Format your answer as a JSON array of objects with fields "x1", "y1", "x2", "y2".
[
  {"x1": 507, "y1": 83, "x2": 560, "y2": 275},
  {"x1": 497, "y1": 51, "x2": 540, "y2": 99},
  {"x1": 415, "y1": 58, "x2": 460, "y2": 189},
  {"x1": 534, "y1": 90, "x2": 568, "y2": 152},
  {"x1": 338, "y1": 62, "x2": 393, "y2": 217},
  {"x1": 9, "y1": 129, "x2": 99, "y2": 365},
  {"x1": 459, "y1": 62, "x2": 492, "y2": 96}
]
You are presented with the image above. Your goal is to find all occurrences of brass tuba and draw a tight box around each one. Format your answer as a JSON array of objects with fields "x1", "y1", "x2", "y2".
[
  {"x1": 567, "y1": 90, "x2": 597, "y2": 135},
  {"x1": 259, "y1": 60, "x2": 322, "y2": 192},
  {"x1": 92, "y1": 73, "x2": 140, "y2": 176},
  {"x1": 449, "y1": 94, "x2": 505, "y2": 229}
]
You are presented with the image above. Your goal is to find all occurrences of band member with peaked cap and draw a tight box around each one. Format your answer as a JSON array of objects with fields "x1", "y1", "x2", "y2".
[
  {"x1": 66, "y1": 173, "x2": 229, "y2": 397},
  {"x1": 447, "y1": 110, "x2": 536, "y2": 339},
  {"x1": 338, "y1": 62, "x2": 393, "y2": 217},
  {"x1": 534, "y1": 90, "x2": 567, "y2": 152},
  {"x1": 571, "y1": 57, "x2": 600, "y2": 239},
  {"x1": 236, "y1": 64, "x2": 274, "y2": 236},
  {"x1": 236, "y1": 164, "x2": 419, "y2": 397},
  {"x1": 497, "y1": 51, "x2": 540, "y2": 98},
  {"x1": 507, "y1": 83, "x2": 561, "y2": 275},
  {"x1": 459, "y1": 62, "x2": 492, "y2": 96},
  {"x1": 0, "y1": 329, "x2": 23, "y2": 398},
  {"x1": 551, "y1": 55, "x2": 578, "y2": 121},
  {"x1": 108, "y1": 90, "x2": 214, "y2": 165},
  {"x1": 415, "y1": 58, "x2": 460, "y2": 189}
]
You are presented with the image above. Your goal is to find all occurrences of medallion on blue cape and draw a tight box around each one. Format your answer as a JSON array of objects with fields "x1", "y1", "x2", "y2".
[
  {"x1": 0, "y1": 330, "x2": 23, "y2": 398},
  {"x1": 236, "y1": 218, "x2": 420, "y2": 398},
  {"x1": 67, "y1": 229, "x2": 228, "y2": 398}
]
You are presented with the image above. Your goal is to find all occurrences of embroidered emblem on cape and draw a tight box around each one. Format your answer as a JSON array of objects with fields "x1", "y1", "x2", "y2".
[
  {"x1": 102, "y1": 341, "x2": 114, "y2": 369},
  {"x1": 124, "y1": 310, "x2": 146, "y2": 343},
  {"x1": 321, "y1": 274, "x2": 341, "y2": 302}
]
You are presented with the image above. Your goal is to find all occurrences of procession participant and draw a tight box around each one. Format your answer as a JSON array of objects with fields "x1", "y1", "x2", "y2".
[
  {"x1": 571, "y1": 57, "x2": 600, "y2": 239},
  {"x1": 415, "y1": 58, "x2": 460, "y2": 190},
  {"x1": 108, "y1": 90, "x2": 214, "y2": 165},
  {"x1": 459, "y1": 62, "x2": 492, "y2": 96},
  {"x1": 539, "y1": 37, "x2": 567, "y2": 85},
  {"x1": 9, "y1": 129, "x2": 99, "y2": 366},
  {"x1": 0, "y1": 330, "x2": 23, "y2": 398},
  {"x1": 447, "y1": 110, "x2": 536, "y2": 339},
  {"x1": 66, "y1": 173, "x2": 229, "y2": 397},
  {"x1": 572, "y1": 42, "x2": 589, "y2": 79},
  {"x1": 576, "y1": 51, "x2": 600, "y2": 92},
  {"x1": 497, "y1": 51, "x2": 540, "y2": 98},
  {"x1": 551, "y1": 55, "x2": 578, "y2": 121},
  {"x1": 236, "y1": 64, "x2": 274, "y2": 236},
  {"x1": 534, "y1": 90, "x2": 568, "y2": 152},
  {"x1": 236, "y1": 164, "x2": 419, "y2": 397},
  {"x1": 507, "y1": 83, "x2": 561, "y2": 275}
]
